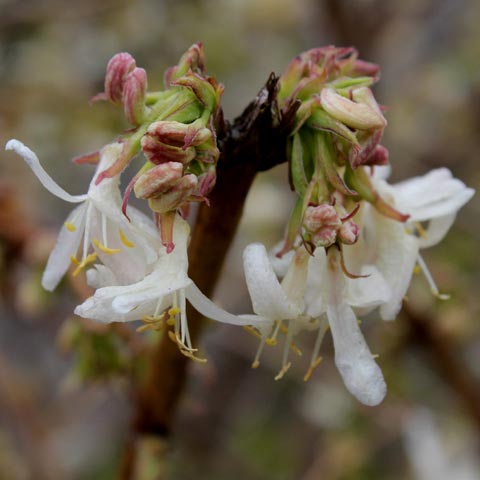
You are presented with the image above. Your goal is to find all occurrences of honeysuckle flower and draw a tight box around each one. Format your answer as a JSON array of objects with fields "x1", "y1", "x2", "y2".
[
  {"x1": 345, "y1": 168, "x2": 475, "y2": 320},
  {"x1": 75, "y1": 216, "x2": 257, "y2": 361},
  {"x1": 5, "y1": 140, "x2": 159, "y2": 291},
  {"x1": 242, "y1": 242, "x2": 389, "y2": 405}
]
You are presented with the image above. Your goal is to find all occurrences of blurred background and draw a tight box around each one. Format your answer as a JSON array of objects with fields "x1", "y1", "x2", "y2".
[{"x1": 1, "y1": 0, "x2": 480, "y2": 478}]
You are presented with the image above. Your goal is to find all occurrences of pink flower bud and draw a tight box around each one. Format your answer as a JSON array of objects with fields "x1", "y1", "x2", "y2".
[
  {"x1": 146, "y1": 121, "x2": 212, "y2": 149},
  {"x1": 164, "y1": 43, "x2": 206, "y2": 86},
  {"x1": 195, "y1": 169, "x2": 216, "y2": 197},
  {"x1": 148, "y1": 174, "x2": 198, "y2": 213},
  {"x1": 133, "y1": 162, "x2": 183, "y2": 199},
  {"x1": 364, "y1": 144, "x2": 389, "y2": 167},
  {"x1": 123, "y1": 67, "x2": 148, "y2": 126},
  {"x1": 141, "y1": 134, "x2": 197, "y2": 165},
  {"x1": 304, "y1": 205, "x2": 341, "y2": 233},
  {"x1": 312, "y1": 226, "x2": 338, "y2": 247},
  {"x1": 350, "y1": 59, "x2": 380, "y2": 77},
  {"x1": 320, "y1": 87, "x2": 386, "y2": 130},
  {"x1": 104, "y1": 52, "x2": 136, "y2": 104},
  {"x1": 338, "y1": 221, "x2": 359, "y2": 245}
]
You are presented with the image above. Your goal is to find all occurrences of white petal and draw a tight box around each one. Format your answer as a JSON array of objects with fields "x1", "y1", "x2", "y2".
[
  {"x1": 328, "y1": 302, "x2": 386, "y2": 406},
  {"x1": 5, "y1": 140, "x2": 88, "y2": 203},
  {"x1": 112, "y1": 272, "x2": 191, "y2": 313},
  {"x1": 243, "y1": 243, "x2": 302, "y2": 319},
  {"x1": 185, "y1": 283, "x2": 269, "y2": 326},
  {"x1": 41, "y1": 203, "x2": 87, "y2": 291},
  {"x1": 393, "y1": 169, "x2": 474, "y2": 221},
  {"x1": 86, "y1": 264, "x2": 118, "y2": 289},
  {"x1": 74, "y1": 290, "x2": 160, "y2": 323},
  {"x1": 418, "y1": 213, "x2": 456, "y2": 248},
  {"x1": 304, "y1": 248, "x2": 328, "y2": 317},
  {"x1": 346, "y1": 265, "x2": 391, "y2": 309},
  {"x1": 326, "y1": 250, "x2": 386, "y2": 406},
  {"x1": 369, "y1": 212, "x2": 419, "y2": 321},
  {"x1": 268, "y1": 242, "x2": 295, "y2": 278}
]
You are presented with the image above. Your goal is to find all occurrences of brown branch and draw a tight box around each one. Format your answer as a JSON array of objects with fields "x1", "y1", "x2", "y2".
[{"x1": 120, "y1": 75, "x2": 298, "y2": 478}]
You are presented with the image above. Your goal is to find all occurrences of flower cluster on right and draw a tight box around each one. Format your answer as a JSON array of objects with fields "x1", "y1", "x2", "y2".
[{"x1": 239, "y1": 47, "x2": 474, "y2": 405}]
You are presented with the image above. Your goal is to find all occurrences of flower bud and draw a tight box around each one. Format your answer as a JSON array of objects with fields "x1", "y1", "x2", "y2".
[
  {"x1": 146, "y1": 120, "x2": 212, "y2": 149},
  {"x1": 123, "y1": 67, "x2": 148, "y2": 126},
  {"x1": 312, "y1": 226, "x2": 338, "y2": 247},
  {"x1": 148, "y1": 174, "x2": 198, "y2": 213},
  {"x1": 364, "y1": 144, "x2": 389, "y2": 167},
  {"x1": 134, "y1": 162, "x2": 183, "y2": 199},
  {"x1": 338, "y1": 221, "x2": 359, "y2": 245},
  {"x1": 172, "y1": 75, "x2": 219, "y2": 112},
  {"x1": 164, "y1": 43, "x2": 206, "y2": 86},
  {"x1": 304, "y1": 205, "x2": 341, "y2": 233},
  {"x1": 141, "y1": 134, "x2": 196, "y2": 165},
  {"x1": 104, "y1": 53, "x2": 136, "y2": 104},
  {"x1": 320, "y1": 87, "x2": 386, "y2": 130},
  {"x1": 194, "y1": 168, "x2": 216, "y2": 197}
]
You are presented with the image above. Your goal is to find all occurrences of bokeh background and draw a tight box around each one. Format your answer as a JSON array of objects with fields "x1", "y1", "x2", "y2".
[{"x1": 1, "y1": 0, "x2": 480, "y2": 478}]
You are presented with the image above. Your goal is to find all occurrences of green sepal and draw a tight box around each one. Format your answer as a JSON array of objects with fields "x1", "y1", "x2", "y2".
[
  {"x1": 307, "y1": 108, "x2": 359, "y2": 146},
  {"x1": 290, "y1": 134, "x2": 309, "y2": 196}
]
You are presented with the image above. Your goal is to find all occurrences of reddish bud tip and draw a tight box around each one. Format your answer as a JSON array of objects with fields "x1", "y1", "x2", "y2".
[
  {"x1": 104, "y1": 52, "x2": 136, "y2": 104},
  {"x1": 123, "y1": 67, "x2": 148, "y2": 126}
]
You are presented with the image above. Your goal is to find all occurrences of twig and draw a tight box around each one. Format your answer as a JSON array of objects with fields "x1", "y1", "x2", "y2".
[{"x1": 120, "y1": 75, "x2": 298, "y2": 478}]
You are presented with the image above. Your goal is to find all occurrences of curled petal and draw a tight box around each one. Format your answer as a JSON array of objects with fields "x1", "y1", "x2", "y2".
[{"x1": 5, "y1": 140, "x2": 88, "y2": 203}]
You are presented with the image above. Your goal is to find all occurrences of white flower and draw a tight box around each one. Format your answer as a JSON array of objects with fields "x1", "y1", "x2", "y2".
[
  {"x1": 346, "y1": 168, "x2": 474, "y2": 320},
  {"x1": 75, "y1": 216, "x2": 256, "y2": 361},
  {"x1": 5, "y1": 140, "x2": 159, "y2": 291},
  {"x1": 242, "y1": 243, "x2": 389, "y2": 405}
]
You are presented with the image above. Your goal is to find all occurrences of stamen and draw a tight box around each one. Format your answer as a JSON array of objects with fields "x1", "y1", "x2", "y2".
[
  {"x1": 70, "y1": 255, "x2": 80, "y2": 265},
  {"x1": 304, "y1": 318, "x2": 329, "y2": 382},
  {"x1": 274, "y1": 362, "x2": 291, "y2": 381},
  {"x1": 414, "y1": 222, "x2": 428, "y2": 239},
  {"x1": 82, "y1": 202, "x2": 93, "y2": 262},
  {"x1": 417, "y1": 254, "x2": 450, "y2": 300},
  {"x1": 290, "y1": 341, "x2": 303, "y2": 356},
  {"x1": 72, "y1": 252, "x2": 98, "y2": 276},
  {"x1": 266, "y1": 320, "x2": 283, "y2": 346},
  {"x1": 119, "y1": 228, "x2": 135, "y2": 248},
  {"x1": 64, "y1": 222, "x2": 76, "y2": 232},
  {"x1": 252, "y1": 337, "x2": 267, "y2": 369},
  {"x1": 303, "y1": 357, "x2": 322, "y2": 382},
  {"x1": 243, "y1": 325, "x2": 262, "y2": 340},
  {"x1": 93, "y1": 238, "x2": 121, "y2": 255}
]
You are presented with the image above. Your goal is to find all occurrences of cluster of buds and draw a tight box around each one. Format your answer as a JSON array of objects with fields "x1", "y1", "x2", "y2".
[
  {"x1": 303, "y1": 202, "x2": 359, "y2": 249},
  {"x1": 88, "y1": 44, "x2": 223, "y2": 251},
  {"x1": 277, "y1": 47, "x2": 407, "y2": 257}
]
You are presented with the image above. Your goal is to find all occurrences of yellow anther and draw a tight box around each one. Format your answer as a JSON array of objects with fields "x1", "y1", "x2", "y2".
[
  {"x1": 179, "y1": 348, "x2": 207, "y2": 363},
  {"x1": 136, "y1": 324, "x2": 155, "y2": 333},
  {"x1": 434, "y1": 292, "x2": 451, "y2": 301},
  {"x1": 415, "y1": 222, "x2": 428, "y2": 239},
  {"x1": 280, "y1": 324, "x2": 289, "y2": 334},
  {"x1": 274, "y1": 362, "x2": 291, "y2": 381},
  {"x1": 93, "y1": 238, "x2": 121, "y2": 255},
  {"x1": 166, "y1": 317, "x2": 175, "y2": 326},
  {"x1": 167, "y1": 331, "x2": 206, "y2": 362},
  {"x1": 413, "y1": 264, "x2": 421, "y2": 275},
  {"x1": 372, "y1": 354, "x2": 380, "y2": 359},
  {"x1": 243, "y1": 325, "x2": 262, "y2": 339},
  {"x1": 290, "y1": 342, "x2": 303, "y2": 356},
  {"x1": 119, "y1": 229, "x2": 135, "y2": 248},
  {"x1": 64, "y1": 222, "x2": 76, "y2": 232},
  {"x1": 72, "y1": 252, "x2": 98, "y2": 276},
  {"x1": 168, "y1": 307, "x2": 181, "y2": 317},
  {"x1": 265, "y1": 337, "x2": 277, "y2": 346},
  {"x1": 303, "y1": 357, "x2": 323, "y2": 382},
  {"x1": 70, "y1": 255, "x2": 80, "y2": 265},
  {"x1": 251, "y1": 360, "x2": 260, "y2": 369}
]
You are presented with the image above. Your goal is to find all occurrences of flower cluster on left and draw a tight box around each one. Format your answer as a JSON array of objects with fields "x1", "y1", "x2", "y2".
[{"x1": 5, "y1": 44, "x2": 248, "y2": 362}]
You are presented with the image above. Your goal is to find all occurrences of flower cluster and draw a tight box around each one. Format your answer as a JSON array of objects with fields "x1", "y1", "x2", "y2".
[
  {"x1": 239, "y1": 47, "x2": 474, "y2": 405},
  {"x1": 5, "y1": 45, "x2": 474, "y2": 405}
]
